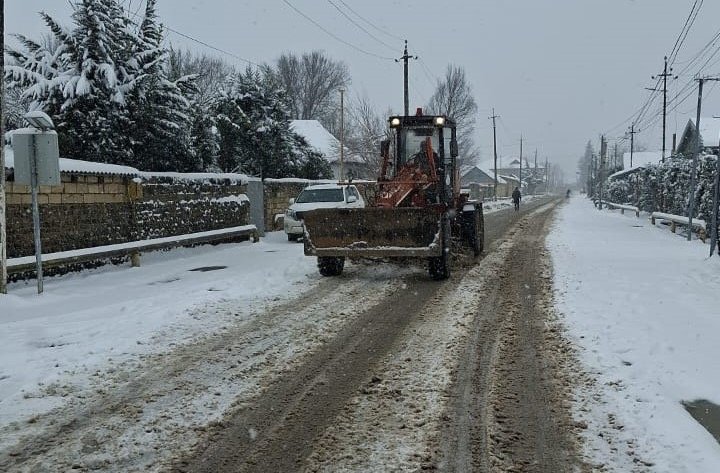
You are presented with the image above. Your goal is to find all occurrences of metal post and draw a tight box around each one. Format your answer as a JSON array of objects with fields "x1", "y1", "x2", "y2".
[
  {"x1": 711, "y1": 144, "x2": 720, "y2": 256},
  {"x1": 29, "y1": 135, "x2": 44, "y2": 293},
  {"x1": 688, "y1": 79, "x2": 704, "y2": 241},
  {"x1": 1, "y1": 0, "x2": 7, "y2": 294},
  {"x1": 339, "y1": 87, "x2": 345, "y2": 182}
]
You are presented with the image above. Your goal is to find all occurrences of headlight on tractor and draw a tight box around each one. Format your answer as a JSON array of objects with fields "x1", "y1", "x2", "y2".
[{"x1": 434, "y1": 116, "x2": 446, "y2": 126}]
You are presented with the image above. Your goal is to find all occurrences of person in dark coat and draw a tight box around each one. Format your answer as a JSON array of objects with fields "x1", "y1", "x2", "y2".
[{"x1": 512, "y1": 186, "x2": 521, "y2": 211}]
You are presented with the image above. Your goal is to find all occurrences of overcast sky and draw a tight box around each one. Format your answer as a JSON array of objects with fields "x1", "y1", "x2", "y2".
[{"x1": 6, "y1": 0, "x2": 720, "y2": 177}]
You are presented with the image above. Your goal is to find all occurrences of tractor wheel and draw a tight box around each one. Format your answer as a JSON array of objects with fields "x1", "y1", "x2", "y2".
[
  {"x1": 318, "y1": 256, "x2": 345, "y2": 277},
  {"x1": 472, "y1": 210, "x2": 485, "y2": 256},
  {"x1": 428, "y1": 253, "x2": 450, "y2": 280},
  {"x1": 462, "y1": 209, "x2": 485, "y2": 257}
]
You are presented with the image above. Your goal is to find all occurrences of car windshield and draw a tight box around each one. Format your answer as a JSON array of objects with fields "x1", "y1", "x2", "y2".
[{"x1": 295, "y1": 188, "x2": 345, "y2": 203}]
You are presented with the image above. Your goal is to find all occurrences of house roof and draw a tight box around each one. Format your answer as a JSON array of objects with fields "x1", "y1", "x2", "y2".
[
  {"x1": 622, "y1": 151, "x2": 663, "y2": 170},
  {"x1": 4, "y1": 146, "x2": 140, "y2": 176},
  {"x1": 462, "y1": 166, "x2": 507, "y2": 185},
  {"x1": 290, "y1": 119, "x2": 363, "y2": 164},
  {"x1": 697, "y1": 117, "x2": 720, "y2": 147}
]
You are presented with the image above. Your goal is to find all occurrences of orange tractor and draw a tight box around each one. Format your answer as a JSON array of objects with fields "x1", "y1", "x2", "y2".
[{"x1": 303, "y1": 109, "x2": 484, "y2": 280}]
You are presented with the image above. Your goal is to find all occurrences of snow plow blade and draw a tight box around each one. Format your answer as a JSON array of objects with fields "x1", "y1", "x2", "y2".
[{"x1": 303, "y1": 208, "x2": 443, "y2": 258}]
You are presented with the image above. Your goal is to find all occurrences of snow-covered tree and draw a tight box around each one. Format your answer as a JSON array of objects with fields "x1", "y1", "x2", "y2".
[
  {"x1": 344, "y1": 95, "x2": 390, "y2": 178},
  {"x1": 426, "y1": 65, "x2": 479, "y2": 170},
  {"x1": 268, "y1": 51, "x2": 350, "y2": 134},
  {"x1": 215, "y1": 67, "x2": 330, "y2": 178},
  {"x1": 125, "y1": 0, "x2": 198, "y2": 171},
  {"x1": 5, "y1": 0, "x2": 197, "y2": 171}
]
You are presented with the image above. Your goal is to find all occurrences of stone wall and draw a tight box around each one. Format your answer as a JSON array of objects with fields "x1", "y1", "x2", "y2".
[
  {"x1": 263, "y1": 179, "x2": 378, "y2": 231},
  {"x1": 6, "y1": 174, "x2": 133, "y2": 258},
  {"x1": 6, "y1": 172, "x2": 249, "y2": 259},
  {"x1": 134, "y1": 177, "x2": 249, "y2": 240}
]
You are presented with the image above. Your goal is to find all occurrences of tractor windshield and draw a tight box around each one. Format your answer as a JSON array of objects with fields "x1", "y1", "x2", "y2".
[{"x1": 400, "y1": 127, "x2": 440, "y2": 167}]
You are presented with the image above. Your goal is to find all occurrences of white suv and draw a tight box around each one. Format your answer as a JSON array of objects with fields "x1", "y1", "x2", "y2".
[{"x1": 284, "y1": 184, "x2": 366, "y2": 241}]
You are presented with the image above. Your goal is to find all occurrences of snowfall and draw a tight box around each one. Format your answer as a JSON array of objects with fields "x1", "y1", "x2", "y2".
[{"x1": 0, "y1": 196, "x2": 719, "y2": 471}]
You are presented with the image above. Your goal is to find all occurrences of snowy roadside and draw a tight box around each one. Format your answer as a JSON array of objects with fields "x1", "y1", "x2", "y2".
[
  {"x1": 548, "y1": 197, "x2": 720, "y2": 472},
  {"x1": 482, "y1": 194, "x2": 543, "y2": 214},
  {"x1": 0, "y1": 232, "x2": 318, "y2": 428}
]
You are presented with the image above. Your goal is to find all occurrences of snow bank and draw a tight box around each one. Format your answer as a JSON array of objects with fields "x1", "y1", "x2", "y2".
[
  {"x1": 0, "y1": 232, "x2": 316, "y2": 427},
  {"x1": 549, "y1": 197, "x2": 720, "y2": 472}
]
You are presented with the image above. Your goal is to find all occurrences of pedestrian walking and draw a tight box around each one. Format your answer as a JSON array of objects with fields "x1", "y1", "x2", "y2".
[{"x1": 512, "y1": 186, "x2": 521, "y2": 211}]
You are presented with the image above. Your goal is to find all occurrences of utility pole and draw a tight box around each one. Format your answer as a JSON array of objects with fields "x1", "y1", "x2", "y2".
[
  {"x1": 711, "y1": 133, "x2": 720, "y2": 257},
  {"x1": 628, "y1": 124, "x2": 639, "y2": 206},
  {"x1": 1, "y1": 0, "x2": 7, "y2": 295},
  {"x1": 652, "y1": 56, "x2": 677, "y2": 162},
  {"x1": 614, "y1": 142, "x2": 618, "y2": 171},
  {"x1": 545, "y1": 157, "x2": 549, "y2": 194},
  {"x1": 396, "y1": 40, "x2": 417, "y2": 116},
  {"x1": 534, "y1": 149, "x2": 538, "y2": 195},
  {"x1": 489, "y1": 109, "x2": 500, "y2": 200},
  {"x1": 628, "y1": 124, "x2": 637, "y2": 168},
  {"x1": 598, "y1": 135, "x2": 606, "y2": 208},
  {"x1": 339, "y1": 87, "x2": 345, "y2": 182},
  {"x1": 688, "y1": 77, "x2": 720, "y2": 241},
  {"x1": 518, "y1": 134, "x2": 523, "y2": 191}
]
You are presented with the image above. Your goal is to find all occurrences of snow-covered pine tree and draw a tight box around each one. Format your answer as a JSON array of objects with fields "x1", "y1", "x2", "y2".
[
  {"x1": 126, "y1": 0, "x2": 198, "y2": 172},
  {"x1": 7, "y1": 0, "x2": 135, "y2": 164},
  {"x1": 214, "y1": 67, "x2": 331, "y2": 178},
  {"x1": 6, "y1": 0, "x2": 199, "y2": 171}
]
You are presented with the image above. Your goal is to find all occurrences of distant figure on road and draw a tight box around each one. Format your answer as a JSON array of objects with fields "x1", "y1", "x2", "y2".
[
  {"x1": 512, "y1": 186, "x2": 521, "y2": 211},
  {"x1": 566, "y1": 189, "x2": 571, "y2": 199}
]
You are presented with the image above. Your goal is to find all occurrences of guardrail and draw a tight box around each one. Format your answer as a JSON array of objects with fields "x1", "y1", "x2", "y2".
[
  {"x1": 604, "y1": 202, "x2": 640, "y2": 217},
  {"x1": 8, "y1": 225, "x2": 259, "y2": 278},
  {"x1": 650, "y1": 212, "x2": 707, "y2": 242}
]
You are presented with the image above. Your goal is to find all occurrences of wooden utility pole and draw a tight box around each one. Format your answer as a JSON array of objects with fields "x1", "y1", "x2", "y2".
[
  {"x1": 688, "y1": 77, "x2": 720, "y2": 241},
  {"x1": 653, "y1": 56, "x2": 676, "y2": 162},
  {"x1": 489, "y1": 109, "x2": 500, "y2": 200},
  {"x1": 339, "y1": 87, "x2": 345, "y2": 182},
  {"x1": 628, "y1": 124, "x2": 637, "y2": 168},
  {"x1": 1, "y1": 0, "x2": 7, "y2": 294},
  {"x1": 396, "y1": 41, "x2": 416, "y2": 116},
  {"x1": 711, "y1": 133, "x2": 720, "y2": 257},
  {"x1": 545, "y1": 157, "x2": 549, "y2": 194},
  {"x1": 518, "y1": 134, "x2": 523, "y2": 190}
]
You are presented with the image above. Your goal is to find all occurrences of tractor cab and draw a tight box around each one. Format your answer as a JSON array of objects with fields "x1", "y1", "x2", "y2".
[{"x1": 379, "y1": 110, "x2": 460, "y2": 208}]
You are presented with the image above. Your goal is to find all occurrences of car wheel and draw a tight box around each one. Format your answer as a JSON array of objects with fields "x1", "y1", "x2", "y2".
[{"x1": 288, "y1": 233, "x2": 299, "y2": 242}]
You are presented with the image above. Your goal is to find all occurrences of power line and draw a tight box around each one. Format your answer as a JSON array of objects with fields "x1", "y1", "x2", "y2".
[
  {"x1": 336, "y1": 0, "x2": 405, "y2": 42},
  {"x1": 669, "y1": 0, "x2": 703, "y2": 65},
  {"x1": 126, "y1": 9, "x2": 261, "y2": 67},
  {"x1": 281, "y1": 0, "x2": 394, "y2": 61},
  {"x1": 327, "y1": 0, "x2": 398, "y2": 52}
]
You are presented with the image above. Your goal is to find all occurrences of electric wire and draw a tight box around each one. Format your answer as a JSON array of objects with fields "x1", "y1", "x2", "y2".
[
  {"x1": 327, "y1": 0, "x2": 398, "y2": 52},
  {"x1": 669, "y1": 0, "x2": 703, "y2": 66},
  {"x1": 125, "y1": 9, "x2": 261, "y2": 67},
  {"x1": 281, "y1": 0, "x2": 394, "y2": 61},
  {"x1": 336, "y1": 0, "x2": 406, "y2": 42}
]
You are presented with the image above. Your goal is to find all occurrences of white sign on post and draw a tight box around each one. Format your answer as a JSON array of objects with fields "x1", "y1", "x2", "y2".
[
  {"x1": 10, "y1": 122, "x2": 60, "y2": 294},
  {"x1": 11, "y1": 129, "x2": 60, "y2": 186}
]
